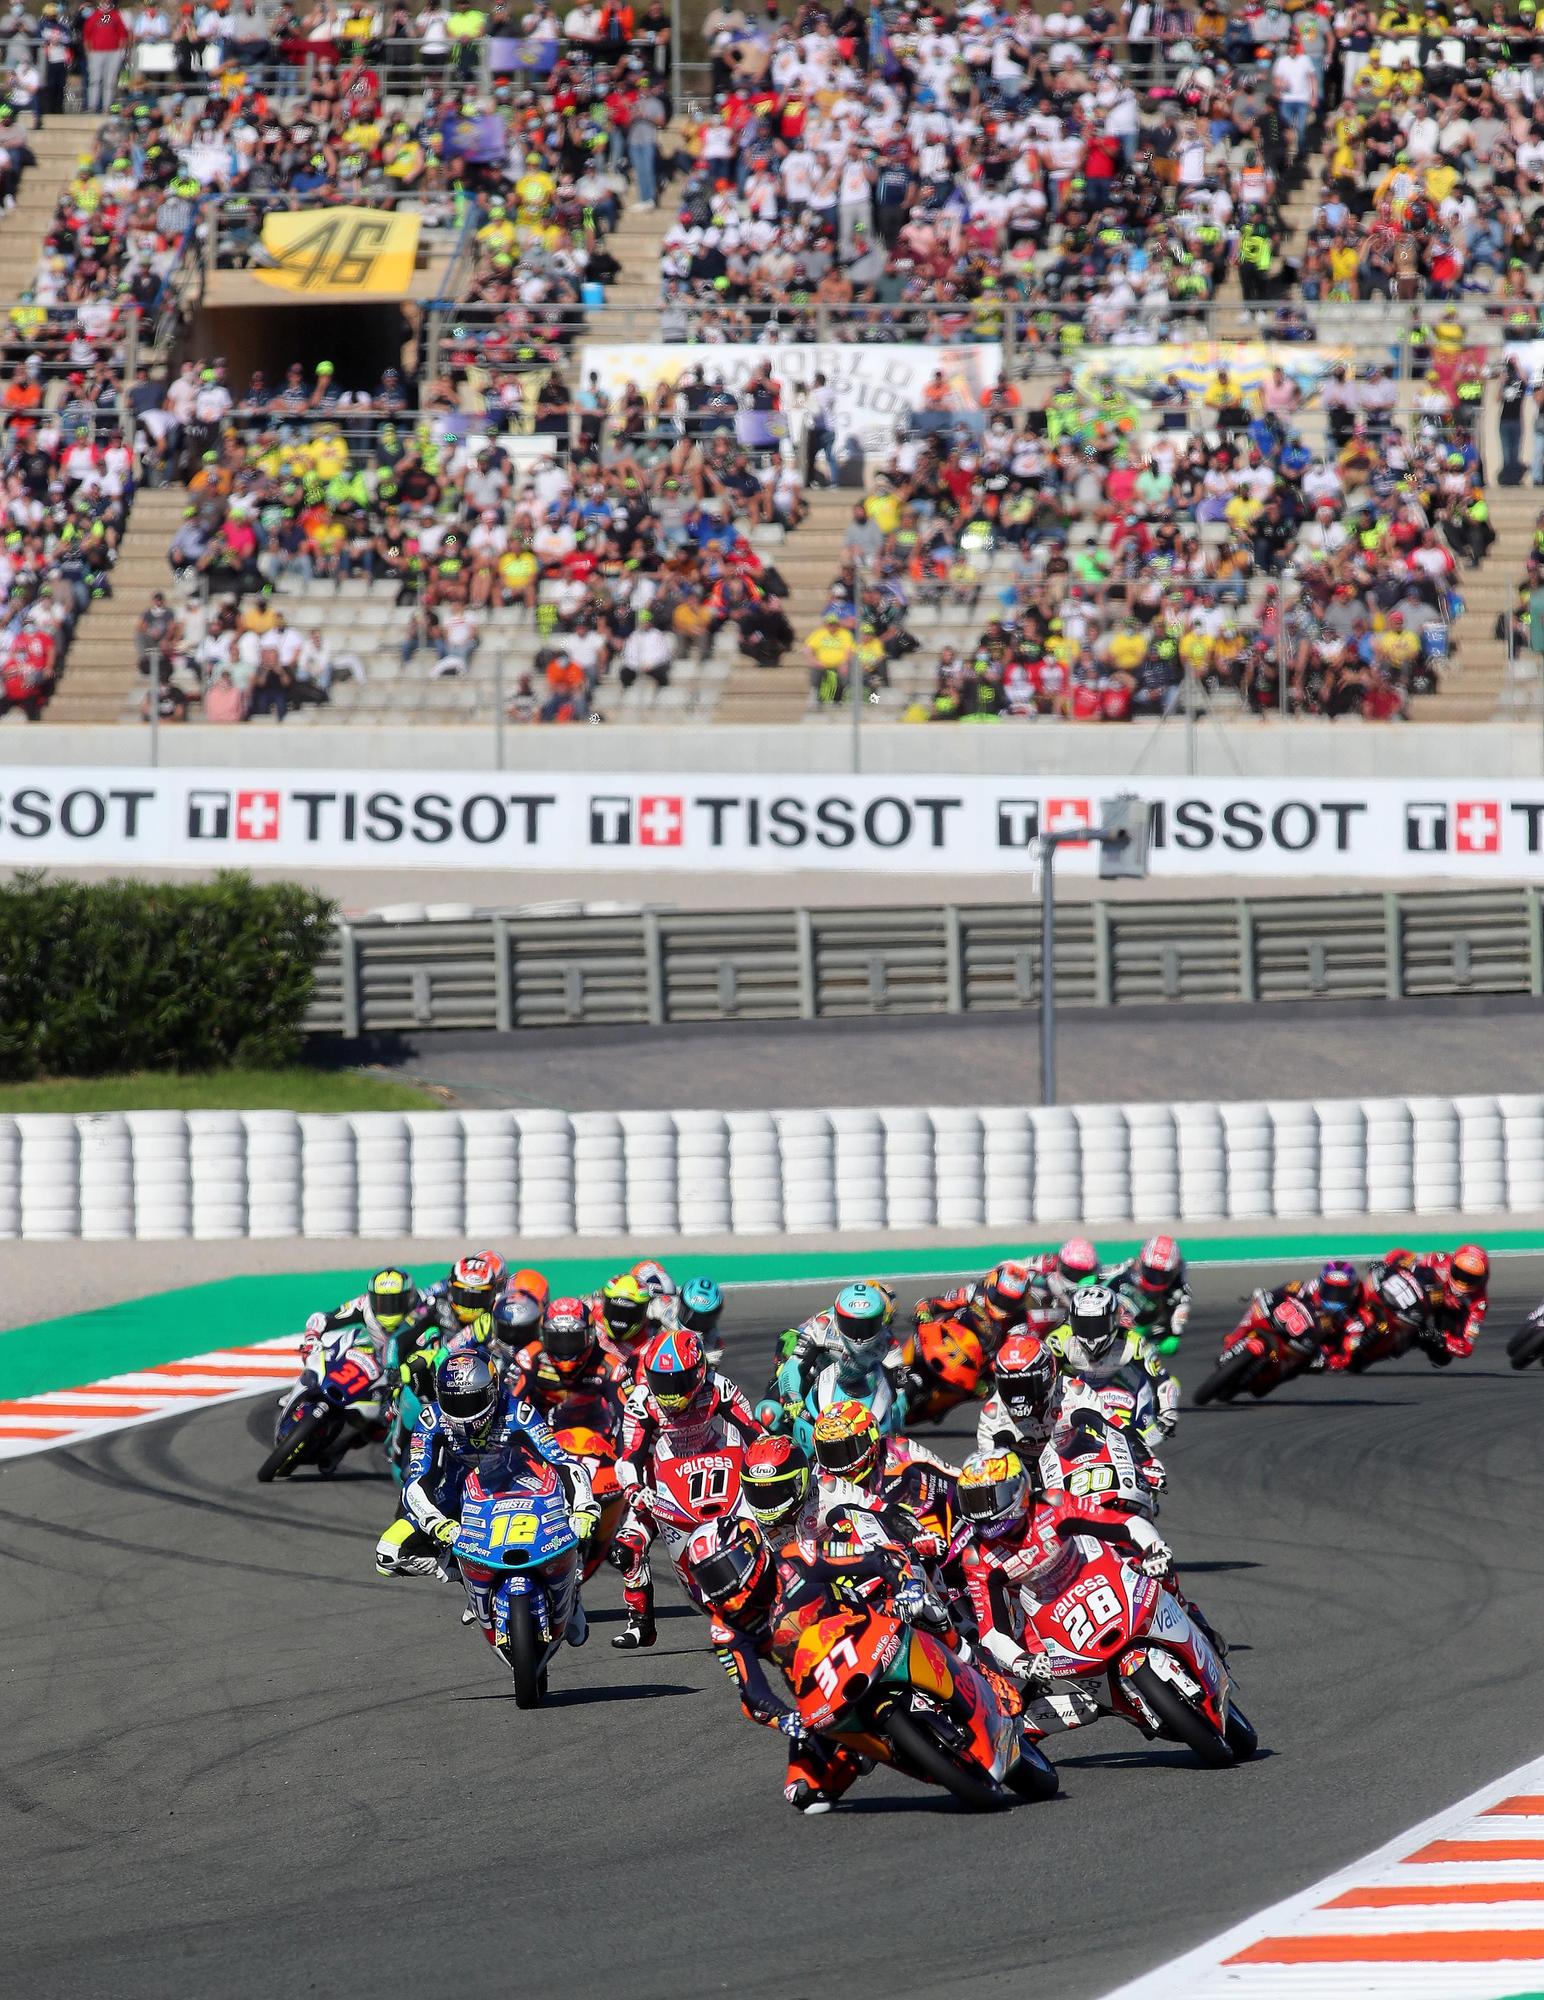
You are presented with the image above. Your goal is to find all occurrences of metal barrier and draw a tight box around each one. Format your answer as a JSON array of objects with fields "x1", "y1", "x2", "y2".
[{"x1": 305, "y1": 887, "x2": 1544, "y2": 1037}]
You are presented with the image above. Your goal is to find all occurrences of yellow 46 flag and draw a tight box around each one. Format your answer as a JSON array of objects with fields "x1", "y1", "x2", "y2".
[{"x1": 254, "y1": 206, "x2": 421, "y2": 298}]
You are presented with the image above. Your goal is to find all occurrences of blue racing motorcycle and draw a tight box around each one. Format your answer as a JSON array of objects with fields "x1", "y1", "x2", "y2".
[{"x1": 455, "y1": 1464, "x2": 581, "y2": 1708}]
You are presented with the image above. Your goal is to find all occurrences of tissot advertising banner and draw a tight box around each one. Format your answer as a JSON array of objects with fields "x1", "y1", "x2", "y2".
[{"x1": 0, "y1": 771, "x2": 1541, "y2": 877}]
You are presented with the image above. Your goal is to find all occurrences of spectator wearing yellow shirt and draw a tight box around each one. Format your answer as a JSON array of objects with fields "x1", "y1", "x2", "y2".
[
  {"x1": 863, "y1": 482, "x2": 901, "y2": 538},
  {"x1": 1105, "y1": 622, "x2": 1148, "y2": 680},
  {"x1": 1373, "y1": 612, "x2": 1421, "y2": 683},
  {"x1": 498, "y1": 542, "x2": 538, "y2": 613},
  {"x1": 1178, "y1": 625, "x2": 1214, "y2": 686},
  {"x1": 805, "y1": 612, "x2": 854, "y2": 703}
]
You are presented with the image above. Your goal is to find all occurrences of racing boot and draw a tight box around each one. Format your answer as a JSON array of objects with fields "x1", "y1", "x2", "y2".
[
  {"x1": 784, "y1": 1779, "x2": 835, "y2": 1815},
  {"x1": 376, "y1": 1518, "x2": 441, "y2": 1578},
  {"x1": 611, "y1": 1611, "x2": 657, "y2": 1650},
  {"x1": 567, "y1": 1600, "x2": 590, "y2": 1647}
]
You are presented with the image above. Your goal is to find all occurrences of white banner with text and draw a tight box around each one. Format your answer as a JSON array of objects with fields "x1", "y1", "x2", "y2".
[{"x1": 1, "y1": 771, "x2": 1542, "y2": 877}]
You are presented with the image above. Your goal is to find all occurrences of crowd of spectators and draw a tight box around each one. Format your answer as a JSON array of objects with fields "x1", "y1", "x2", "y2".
[
  {"x1": 146, "y1": 355, "x2": 803, "y2": 720},
  {"x1": 0, "y1": 392, "x2": 133, "y2": 719},
  {"x1": 651, "y1": 0, "x2": 1336, "y2": 345},
  {"x1": 798, "y1": 363, "x2": 1484, "y2": 724}
]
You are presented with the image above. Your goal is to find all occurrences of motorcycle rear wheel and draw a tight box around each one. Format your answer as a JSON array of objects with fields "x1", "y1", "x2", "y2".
[
  {"x1": 1509, "y1": 1323, "x2": 1544, "y2": 1370},
  {"x1": 1127, "y1": 1662, "x2": 1234, "y2": 1768},
  {"x1": 1193, "y1": 1348, "x2": 1259, "y2": 1407},
  {"x1": 256, "y1": 1408, "x2": 329, "y2": 1484},
  {"x1": 506, "y1": 1597, "x2": 545, "y2": 1710},
  {"x1": 882, "y1": 1708, "x2": 1014, "y2": 1811}
]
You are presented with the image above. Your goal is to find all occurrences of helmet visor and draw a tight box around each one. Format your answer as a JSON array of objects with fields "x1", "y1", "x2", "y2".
[
  {"x1": 814, "y1": 1422, "x2": 877, "y2": 1477},
  {"x1": 958, "y1": 1470, "x2": 1023, "y2": 1526},
  {"x1": 693, "y1": 1540, "x2": 763, "y2": 1608},
  {"x1": 450, "y1": 1280, "x2": 496, "y2": 1322},
  {"x1": 744, "y1": 1462, "x2": 807, "y2": 1526}
]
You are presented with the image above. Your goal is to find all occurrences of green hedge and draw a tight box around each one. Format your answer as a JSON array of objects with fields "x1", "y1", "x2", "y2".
[{"x1": 0, "y1": 872, "x2": 336, "y2": 1080}]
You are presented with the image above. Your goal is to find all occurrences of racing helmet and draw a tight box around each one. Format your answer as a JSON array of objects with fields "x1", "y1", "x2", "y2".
[
  {"x1": 677, "y1": 1275, "x2": 725, "y2": 1340},
  {"x1": 1057, "y1": 1237, "x2": 1100, "y2": 1288},
  {"x1": 1451, "y1": 1243, "x2": 1490, "y2": 1298},
  {"x1": 541, "y1": 1296, "x2": 596, "y2": 1379},
  {"x1": 435, "y1": 1349, "x2": 499, "y2": 1444},
  {"x1": 956, "y1": 1449, "x2": 1033, "y2": 1541},
  {"x1": 1067, "y1": 1284, "x2": 1121, "y2": 1365},
  {"x1": 600, "y1": 1273, "x2": 652, "y2": 1345},
  {"x1": 490, "y1": 1288, "x2": 543, "y2": 1354},
  {"x1": 860, "y1": 1278, "x2": 898, "y2": 1325},
  {"x1": 743, "y1": 1433, "x2": 811, "y2": 1533},
  {"x1": 1377, "y1": 1266, "x2": 1427, "y2": 1334},
  {"x1": 630, "y1": 1259, "x2": 678, "y2": 1300},
  {"x1": 642, "y1": 1327, "x2": 708, "y2": 1414},
  {"x1": 449, "y1": 1251, "x2": 505, "y2": 1324},
  {"x1": 812, "y1": 1397, "x2": 883, "y2": 1490},
  {"x1": 832, "y1": 1282, "x2": 892, "y2": 1378},
  {"x1": 980, "y1": 1260, "x2": 1032, "y2": 1327},
  {"x1": 683, "y1": 1515, "x2": 774, "y2": 1623},
  {"x1": 368, "y1": 1267, "x2": 418, "y2": 1331},
  {"x1": 993, "y1": 1330, "x2": 1058, "y2": 1424},
  {"x1": 1135, "y1": 1234, "x2": 1181, "y2": 1299},
  {"x1": 1317, "y1": 1259, "x2": 1360, "y2": 1318}
]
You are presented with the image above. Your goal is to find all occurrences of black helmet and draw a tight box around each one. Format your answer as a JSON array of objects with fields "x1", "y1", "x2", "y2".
[
  {"x1": 436, "y1": 1350, "x2": 499, "y2": 1441},
  {"x1": 490, "y1": 1290, "x2": 542, "y2": 1352}
]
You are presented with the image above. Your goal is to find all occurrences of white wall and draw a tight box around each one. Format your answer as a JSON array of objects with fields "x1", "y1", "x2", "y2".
[
  {"x1": 4, "y1": 721, "x2": 1541, "y2": 780},
  {"x1": 5, "y1": 1094, "x2": 1542, "y2": 1240}
]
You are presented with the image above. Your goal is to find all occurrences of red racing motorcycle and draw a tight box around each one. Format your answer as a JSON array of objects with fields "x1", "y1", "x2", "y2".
[{"x1": 1192, "y1": 1293, "x2": 1320, "y2": 1406}]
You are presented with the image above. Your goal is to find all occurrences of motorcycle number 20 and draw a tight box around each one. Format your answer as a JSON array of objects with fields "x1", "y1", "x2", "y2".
[{"x1": 1058, "y1": 1583, "x2": 1124, "y2": 1649}]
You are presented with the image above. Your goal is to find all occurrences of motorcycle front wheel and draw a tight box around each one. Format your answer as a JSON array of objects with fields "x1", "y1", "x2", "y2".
[
  {"x1": 882, "y1": 1707, "x2": 1014, "y2": 1811},
  {"x1": 256, "y1": 1408, "x2": 330, "y2": 1483},
  {"x1": 1193, "y1": 1348, "x2": 1259, "y2": 1407},
  {"x1": 1127, "y1": 1661, "x2": 1234, "y2": 1768},
  {"x1": 505, "y1": 1596, "x2": 545, "y2": 1710},
  {"x1": 1509, "y1": 1320, "x2": 1544, "y2": 1370}
]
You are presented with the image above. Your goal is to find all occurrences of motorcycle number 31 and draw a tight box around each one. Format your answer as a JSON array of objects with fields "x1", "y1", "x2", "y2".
[{"x1": 1059, "y1": 1583, "x2": 1124, "y2": 1649}]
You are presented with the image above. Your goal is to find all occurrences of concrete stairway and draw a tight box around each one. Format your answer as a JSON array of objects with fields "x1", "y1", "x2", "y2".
[
  {"x1": 714, "y1": 488, "x2": 853, "y2": 723},
  {"x1": 0, "y1": 114, "x2": 102, "y2": 298},
  {"x1": 1215, "y1": 137, "x2": 1326, "y2": 306},
  {"x1": 1416, "y1": 485, "x2": 1539, "y2": 724},
  {"x1": 597, "y1": 125, "x2": 689, "y2": 327},
  {"x1": 41, "y1": 487, "x2": 186, "y2": 723}
]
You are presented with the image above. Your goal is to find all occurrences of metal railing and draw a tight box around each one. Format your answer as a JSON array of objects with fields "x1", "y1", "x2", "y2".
[{"x1": 305, "y1": 888, "x2": 1544, "y2": 1037}]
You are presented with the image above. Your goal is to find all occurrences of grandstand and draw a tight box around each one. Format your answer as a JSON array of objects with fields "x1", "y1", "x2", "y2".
[{"x1": 0, "y1": 6, "x2": 1538, "y2": 735}]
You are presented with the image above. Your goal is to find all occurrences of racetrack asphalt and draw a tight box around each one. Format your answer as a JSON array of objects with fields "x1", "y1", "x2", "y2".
[{"x1": 9, "y1": 1260, "x2": 1544, "y2": 2000}]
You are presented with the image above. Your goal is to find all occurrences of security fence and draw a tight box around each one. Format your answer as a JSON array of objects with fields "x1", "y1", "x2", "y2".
[{"x1": 305, "y1": 887, "x2": 1544, "y2": 1037}]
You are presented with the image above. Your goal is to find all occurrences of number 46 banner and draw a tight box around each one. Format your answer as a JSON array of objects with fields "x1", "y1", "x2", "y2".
[{"x1": 254, "y1": 207, "x2": 421, "y2": 299}]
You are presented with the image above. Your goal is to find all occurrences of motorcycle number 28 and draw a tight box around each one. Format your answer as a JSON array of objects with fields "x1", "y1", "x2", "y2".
[{"x1": 1058, "y1": 1583, "x2": 1124, "y2": 1649}]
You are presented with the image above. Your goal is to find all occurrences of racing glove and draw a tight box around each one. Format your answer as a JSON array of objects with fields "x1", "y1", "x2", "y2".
[
  {"x1": 571, "y1": 1506, "x2": 601, "y2": 1543},
  {"x1": 1140, "y1": 1458, "x2": 1167, "y2": 1492},
  {"x1": 1011, "y1": 1651, "x2": 1055, "y2": 1693},
  {"x1": 776, "y1": 1712, "x2": 810, "y2": 1743},
  {"x1": 431, "y1": 1517, "x2": 461, "y2": 1550},
  {"x1": 1140, "y1": 1543, "x2": 1173, "y2": 1579}
]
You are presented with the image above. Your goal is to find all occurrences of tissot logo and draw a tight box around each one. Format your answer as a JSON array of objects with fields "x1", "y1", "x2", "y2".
[
  {"x1": 235, "y1": 789, "x2": 282, "y2": 841},
  {"x1": 187, "y1": 789, "x2": 231, "y2": 840},
  {"x1": 589, "y1": 795, "x2": 633, "y2": 845},
  {"x1": 1045, "y1": 797, "x2": 1093, "y2": 839},
  {"x1": 637, "y1": 795, "x2": 684, "y2": 847},
  {"x1": 1406, "y1": 801, "x2": 1500, "y2": 854},
  {"x1": 996, "y1": 799, "x2": 1040, "y2": 848}
]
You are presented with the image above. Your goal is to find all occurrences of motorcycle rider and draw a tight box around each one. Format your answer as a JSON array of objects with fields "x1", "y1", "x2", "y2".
[
  {"x1": 1029, "y1": 1237, "x2": 1104, "y2": 1310},
  {"x1": 374, "y1": 1349, "x2": 600, "y2": 1642},
  {"x1": 590, "y1": 1272, "x2": 670, "y2": 1369},
  {"x1": 743, "y1": 1433, "x2": 818, "y2": 1541},
  {"x1": 911, "y1": 1260, "x2": 1040, "y2": 1355},
  {"x1": 608, "y1": 1326, "x2": 763, "y2": 1652},
  {"x1": 672, "y1": 1275, "x2": 727, "y2": 1363},
  {"x1": 683, "y1": 1512, "x2": 874, "y2": 1815},
  {"x1": 1048, "y1": 1285, "x2": 1180, "y2": 1445},
  {"x1": 393, "y1": 1252, "x2": 511, "y2": 1400},
  {"x1": 1415, "y1": 1244, "x2": 1490, "y2": 1356},
  {"x1": 979, "y1": 1330, "x2": 1166, "y2": 1500},
  {"x1": 486, "y1": 1288, "x2": 545, "y2": 1376},
  {"x1": 952, "y1": 1448, "x2": 1178, "y2": 1728},
  {"x1": 503, "y1": 1294, "x2": 630, "y2": 1427},
  {"x1": 280, "y1": 1266, "x2": 420, "y2": 1423},
  {"x1": 756, "y1": 1281, "x2": 905, "y2": 1429},
  {"x1": 1107, "y1": 1235, "x2": 1191, "y2": 1356},
  {"x1": 1255, "y1": 1259, "x2": 1370, "y2": 1370},
  {"x1": 808, "y1": 1398, "x2": 958, "y2": 1577}
]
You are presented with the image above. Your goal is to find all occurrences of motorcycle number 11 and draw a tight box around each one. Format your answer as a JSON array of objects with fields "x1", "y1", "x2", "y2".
[{"x1": 1059, "y1": 1582, "x2": 1124, "y2": 1649}]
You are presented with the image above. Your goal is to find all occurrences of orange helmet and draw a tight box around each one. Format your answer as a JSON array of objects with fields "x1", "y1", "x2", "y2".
[
  {"x1": 979, "y1": 1260, "x2": 1032, "y2": 1326},
  {"x1": 916, "y1": 1316, "x2": 986, "y2": 1395},
  {"x1": 1451, "y1": 1244, "x2": 1489, "y2": 1297}
]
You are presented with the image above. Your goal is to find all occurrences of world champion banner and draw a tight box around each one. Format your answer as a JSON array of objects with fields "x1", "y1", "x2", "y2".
[{"x1": 2, "y1": 771, "x2": 1544, "y2": 878}]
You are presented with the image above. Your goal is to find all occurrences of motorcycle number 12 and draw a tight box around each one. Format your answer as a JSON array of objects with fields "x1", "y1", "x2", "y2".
[{"x1": 1059, "y1": 1582, "x2": 1124, "y2": 1649}]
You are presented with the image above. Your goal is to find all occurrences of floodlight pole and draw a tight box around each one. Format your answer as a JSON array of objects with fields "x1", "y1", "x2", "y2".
[{"x1": 1038, "y1": 823, "x2": 1129, "y2": 1105}]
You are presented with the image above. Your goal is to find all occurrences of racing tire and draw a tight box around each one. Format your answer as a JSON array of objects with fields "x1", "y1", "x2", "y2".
[
  {"x1": 1224, "y1": 1700, "x2": 1260, "y2": 1761},
  {"x1": 1127, "y1": 1661, "x2": 1235, "y2": 1768},
  {"x1": 882, "y1": 1707, "x2": 1014, "y2": 1811},
  {"x1": 1005, "y1": 1741, "x2": 1060, "y2": 1802},
  {"x1": 1509, "y1": 1322, "x2": 1544, "y2": 1370},
  {"x1": 256, "y1": 1408, "x2": 329, "y2": 1484},
  {"x1": 1192, "y1": 1349, "x2": 1259, "y2": 1408},
  {"x1": 506, "y1": 1597, "x2": 545, "y2": 1710}
]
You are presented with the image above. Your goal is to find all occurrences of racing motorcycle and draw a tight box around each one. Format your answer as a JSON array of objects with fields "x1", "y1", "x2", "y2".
[
  {"x1": 787, "y1": 1597, "x2": 1058, "y2": 1810},
  {"x1": 452, "y1": 1464, "x2": 582, "y2": 1709},
  {"x1": 1508, "y1": 1303, "x2": 1544, "y2": 1371},
  {"x1": 1192, "y1": 1293, "x2": 1319, "y2": 1406},
  {"x1": 1020, "y1": 1539, "x2": 1257, "y2": 1768},
  {"x1": 258, "y1": 1345, "x2": 388, "y2": 1482},
  {"x1": 900, "y1": 1315, "x2": 988, "y2": 1426},
  {"x1": 1335, "y1": 1268, "x2": 1448, "y2": 1373},
  {"x1": 766, "y1": 1355, "x2": 905, "y2": 1459},
  {"x1": 1038, "y1": 1407, "x2": 1161, "y2": 1522},
  {"x1": 548, "y1": 1402, "x2": 625, "y2": 1581}
]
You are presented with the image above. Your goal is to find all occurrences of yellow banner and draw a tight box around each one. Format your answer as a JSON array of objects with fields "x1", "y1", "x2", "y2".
[{"x1": 253, "y1": 207, "x2": 420, "y2": 299}]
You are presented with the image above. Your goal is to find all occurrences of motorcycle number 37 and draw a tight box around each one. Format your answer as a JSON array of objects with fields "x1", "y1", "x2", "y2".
[
  {"x1": 811, "y1": 1636, "x2": 861, "y2": 1699},
  {"x1": 1057, "y1": 1583, "x2": 1124, "y2": 1649}
]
